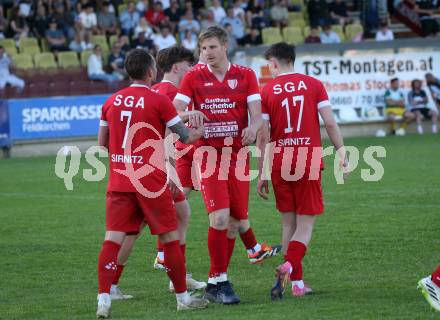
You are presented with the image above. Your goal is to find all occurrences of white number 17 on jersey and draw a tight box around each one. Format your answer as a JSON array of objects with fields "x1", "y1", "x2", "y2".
[{"x1": 281, "y1": 95, "x2": 304, "y2": 133}]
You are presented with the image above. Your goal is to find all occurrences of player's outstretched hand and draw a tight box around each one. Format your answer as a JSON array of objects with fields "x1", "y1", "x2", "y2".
[
  {"x1": 189, "y1": 111, "x2": 209, "y2": 128},
  {"x1": 241, "y1": 126, "x2": 257, "y2": 146},
  {"x1": 257, "y1": 179, "x2": 269, "y2": 200}
]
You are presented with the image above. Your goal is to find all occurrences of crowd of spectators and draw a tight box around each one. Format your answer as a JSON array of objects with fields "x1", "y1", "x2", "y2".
[
  {"x1": 0, "y1": 0, "x2": 379, "y2": 56},
  {"x1": 384, "y1": 74, "x2": 439, "y2": 136}
]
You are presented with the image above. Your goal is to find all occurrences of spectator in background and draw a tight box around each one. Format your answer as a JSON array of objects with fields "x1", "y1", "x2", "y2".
[
  {"x1": 178, "y1": 9, "x2": 201, "y2": 42},
  {"x1": 69, "y1": 32, "x2": 85, "y2": 52},
  {"x1": 329, "y1": 0, "x2": 350, "y2": 25},
  {"x1": 31, "y1": 5, "x2": 49, "y2": 38},
  {"x1": 308, "y1": 0, "x2": 332, "y2": 27},
  {"x1": 232, "y1": 0, "x2": 246, "y2": 23},
  {"x1": 136, "y1": 0, "x2": 149, "y2": 14},
  {"x1": 200, "y1": 10, "x2": 217, "y2": 30},
  {"x1": 18, "y1": 0, "x2": 32, "y2": 19},
  {"x1": 45, "y1": 19, "x2": 68, "y2": 52},
  {"x1": 51, "y1": 3, "x2": 75, "y2": 40},
  {"x1": 119, "y1": 1, "x2": 140, "y2": 36},
  {"x1": 153, "y1": 25, "x2": 176, "y2": 50},
  {"x1": 0, "y1": 6, "x2": 6, "y2": 39},
  {"x1": 375, "y1": 20, "x2": 394, "y2": 41},
  {"x1": 270, "y1": 0, "x2": 289, "y2": 28},
  {"x1": 362, "y1": 0, "x2": 379, "y2": 34},
  {"x1": 240, "y1": 28, "x2": 262, "y2": 46},
  {"x1": 182, "y1": 29, "x2": 197, "y2": 51},
  {"x1": 79, "y1": 3, "x2": 99, "y2": 35},
  {"x1": 159, "y1": 0, "x2": 171, "y2": 11},
  {"x1": 88, "y1": 44, "x2": 119, "y2": 83},
  {"x1": 305, "y1": 26, "x2": 321, "y2": 43},
  {"x1": 132, "y1": 30, "x2": 155, "y2": 54},
  {"x1": 0, "y1": 45, "x2": 25, "y2": 92},
  {"x1": 425, "y1": 73, "x2": 440, "y2": 111},
  {"x1": 9, "y1": 7, "x2": 30, "y2": 41},
  {"x1": 414, "y1": 0, "x2": 440, "y2": 37},
  {"x1": 224, "y1": 23, "x2": 237, "y2": 56},
  {"x1": 164, "y1": 0, "x2": 182, "y2": 33},
  {"x1": 108, "y1": 43, "x2": 126, "y2": 80},
  {"x1": 118, "y1": 34, "x2": 132, "y2": 54},
  {"x1": 408, "y1": 79, "x2": 438, "y2": 134},
  {"x1": 221, "y1": 6, "x2": 245, "y2": 41},
  {"x1": 320, "y1": 24, "x2": 341, "y2": 43},
  {"x1": 209, "y1": 0, "x2": 227, "y2": 24},
  {"x1": 248, "y1": 5, "x2": 270, "y2": 30},
  {"x1": 145, "y1": 1, "x2": 167, "y2": 32},
  {"x1": 384, "y1": 77, "x2": 410, "y2": 135},
  {"x1": 134, "y1": 17, "x2": 153, "y2": 39},
  {"x1": 98, "y1": 1, "x2": 118, "y2": 36},
  {"x1": 82, "y1": 31, "x2": 94, "y2": 50}
]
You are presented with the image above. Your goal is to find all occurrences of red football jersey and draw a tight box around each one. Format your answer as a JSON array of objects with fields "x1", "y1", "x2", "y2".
[
  {"x1": 261, "y1": 72, "x2": 330, "y2": 172},
  {"x1": 152, "y1": 80, "x2": 178, "y2": 102},
  {"x1": 100, "y1": 83, "x2": 181, "y2": 193},
  {"x1": 175, "y1": 63, "x2": 261, "y2": 148},
  {"x1": 152, "y1": 80, "x2": 199, "y2": 150}
]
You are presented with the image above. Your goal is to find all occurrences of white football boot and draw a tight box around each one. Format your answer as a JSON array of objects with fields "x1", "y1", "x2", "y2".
[{"x1": 96, "y1": 293, "x2": 111, "y2": 318}]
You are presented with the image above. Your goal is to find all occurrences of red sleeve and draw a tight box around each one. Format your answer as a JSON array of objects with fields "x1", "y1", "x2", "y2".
[
  {"x1": 316, "y1": 80, "x2": 331, "y2": 110},
  {"x1": 158, "y1": 95, "x2": 180, "y2": 127},
  {"x1": 175, "y1": 72, "x2": 193, "y2": 106},
  {"x1": 246, "y1": 69, "x2": 262, "y2": 104},
  {"x1": 261, "y1": 85, "x2": 270, "y2": 120},
  {"x1": 166, "y1": 86, "x2": 178, "y2": 101}
]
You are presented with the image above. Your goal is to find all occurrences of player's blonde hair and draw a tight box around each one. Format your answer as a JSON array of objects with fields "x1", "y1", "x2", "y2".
[{"x1": 198, "y1": 26, "x2": 228, "y2": 46}]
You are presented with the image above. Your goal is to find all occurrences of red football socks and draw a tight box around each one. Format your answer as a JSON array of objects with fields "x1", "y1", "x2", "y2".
[
  {"x1": 180, "y1": 244, "x2": 186, "y2": 263},
  {"x1": 164, "y1": 240, "x2": 187, "y2": 294},
  {"x1": 208, "y1": 227, "x2": 228, "y2": 277},
  {"x1": 432, "y1": 265, "x2": 440, "y2": 287},
  {"x1": 286, "y1": 240, "x2": 307, "y2": 281},
  {"x1": 226, "y1": 237, "x2": 236, "y2": 268},
  {"x1": 98, "y1": 240, "x2": 121, "y2": 293},
  {"x1": 112, "y1": 264, "x2": 124, "y2": 285},
  {"x1": 157, "y1": 237, "x2": 164, "y2": 253},
  {"x1": 240, "y1": 228, "x2": 257, "y2": 250}
]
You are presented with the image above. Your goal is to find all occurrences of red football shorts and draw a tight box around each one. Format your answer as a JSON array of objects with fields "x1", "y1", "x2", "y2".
[
  {"x1": 195, "y1": 148, "x2": 249, "y2": 220},
  {"x1": 173, "y1": 189, "x2": 186, "y2": 203},
  {"x1": 106, "y1": 190, "x2": 178, "y2": 235},
  {"x1": 176, "y1": 144, "x2": 200, "y2": 190},
  {"x1": 271, "y1": 170, "x2": 324, "y2": 215}
]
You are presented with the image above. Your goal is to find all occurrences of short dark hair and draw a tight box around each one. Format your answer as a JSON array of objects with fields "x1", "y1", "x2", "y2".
[
  {"x1": 264, "y1": 42, "x2": 296, "y2": 65},
  {"x1": 199, "y1": 25, "x2": 228, "y2": 46},
  {"x1": 390, "y1": 77, "x2": 398, "y2": 83},
  {"x1": 156, "y1": 45, "x2": 195, "y2": 73},
  {"x1": 125, "y1": 49, "x2": 155, "y2": 80}
]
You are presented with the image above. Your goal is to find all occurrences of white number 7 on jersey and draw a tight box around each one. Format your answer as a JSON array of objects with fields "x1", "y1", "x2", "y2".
[
  {"x1": 120, "y1": 110, "x2": 132, "y2": 149},
  {"x1": 281, "y1": 95, "x2": 304, "y2": 133}
]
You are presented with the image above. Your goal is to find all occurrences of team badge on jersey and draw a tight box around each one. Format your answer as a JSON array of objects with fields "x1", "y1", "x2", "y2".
[{"x1": 227, "y1": 79, "x2": 238, "y2": 89}]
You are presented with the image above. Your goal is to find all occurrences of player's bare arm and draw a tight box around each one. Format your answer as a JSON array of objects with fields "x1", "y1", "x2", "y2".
[
  {"x1": 173, "y1": 98, "x2": 209, "y2": 126},
  {"x1": 242, "y1": 100, "x2": 263, "y2": 146},
  {"x1": 256, "y1": 120, "x2": 270, "y2": 200},
  {"x1": 319, "y1": 106, "x2": 349, "y2": 181},
  {"x1": 169, "y1": 120, "x2": 204, "y2": 144},
  {"x1": 98, "y1": 125, "x2": 109, "y2": 149},
  {"x1": 164, "y1": 127, "x2": 181, "y2": 197}
]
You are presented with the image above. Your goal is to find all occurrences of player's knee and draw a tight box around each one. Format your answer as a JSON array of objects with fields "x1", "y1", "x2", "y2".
[
  {"x1": 211, "y1": 215, "x2": 229, "y2": 229},
  {"x1": 228, "y1": 221, "x2": 240, "y2": 237},
  {"x1": 159, "y1": 230, "x2": 179, "y2": 244}
]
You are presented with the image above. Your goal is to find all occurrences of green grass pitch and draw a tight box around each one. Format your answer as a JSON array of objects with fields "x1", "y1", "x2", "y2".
[{"x1": 0, "y1": 134, "x2": 439, "y2": 319}]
